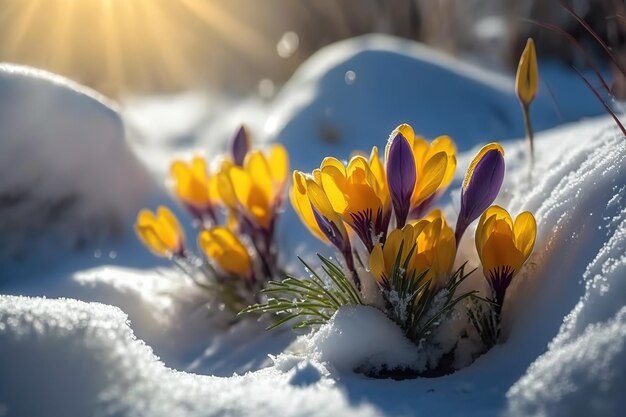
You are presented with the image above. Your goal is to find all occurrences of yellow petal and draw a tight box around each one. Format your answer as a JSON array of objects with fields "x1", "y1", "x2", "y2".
[
  {"x1": 157, "y1": 206, "x2": 184, "y2": 250},
  {"x1": 410, "y1": 136, "x2": 430, "y2": 171},
  {"x1": 483, "y1": 205, "x2": 513, "y2": 229},
  {"x1": 369, "y1": 146, "x2": 390, "y2": 209},
  {"x1": 198, "y1": 227, "x2": 252, "y2": 276},
  {"x1": 306, "y1": 178, "x2": 348, "y2": 241},
  {"x1": 227, "y1": 166, "x2": 271, "y2": 228},
  {"x1": 170, "y1": 160, "x2": 190, "y2": 183},
  {"x1": 395, "y1": 123, "x2": 415, "y2": 143},
  {"x1": 191, "y1": 156, "x2": 208, "y2": 183},
  {"x1": 245, "y1": 150, "x2": 273, "y2": 202},
  {"x1": 320, "y1": 166, "x2": 349, "y2": 214},
  {"x1": 383, "y1": 228, "x2": 405, "y2": 272},
  {"x1": 217, "y1": 168, "x2": 238, "y2": 210},
  {"x1": 290, "y1": 171, "x2": 328, "y2": 243},
  {"x1": 433, "y1": 223, "x2": 456, "y2": 280},
  {"x1": 135, "y1": 224, "x2": 169, "y2": 257},
  {"x1": 321, "y1": 157, "x2": 346, "y2": 176},
  {"x1": 514, "y1": 211, "x2": 537, "y2": 261},
  {"x1": 136, "y1": 209, "x2": 158, "y2": 227},
  {"x1": 481, "y1": 230, "x2": 525, "y2": 275},
  {"x1": 268, "y1": 144, "x2": 289, "y2": 187},
  {"x1": 429, "y1": 135, "x2": 457, "y2": 190},
  {"x1": 169, "y1": 158, "x2": 212, "y2": 207},
  {"x1": 475, "y1": 211, "x2": 495, "y2": 260},
  {"x1": 463, "y1": 143, "x2": 505, "y2": 190},
  {"x1": 413, "y1": 151, "x2": 447, "y2": 205},
  {"x1": 312, "y1": 168, "x2": 322, "y2": 185},
  {"x1": 369, "y1": 244, "x2": 386, "y2": 283},
  {"x1": 369, "y1": 147, "x2": 386, "y2": 186},
  {"x1": 347, "y1": 155, "x2": 370, "y2": 177}
]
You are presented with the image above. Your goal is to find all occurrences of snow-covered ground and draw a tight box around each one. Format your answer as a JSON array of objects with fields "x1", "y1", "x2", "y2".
[{"x1": 0, "y1": 35, "x2": 624, "y2": 417}]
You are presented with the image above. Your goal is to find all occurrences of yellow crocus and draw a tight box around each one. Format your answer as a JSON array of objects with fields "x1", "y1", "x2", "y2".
[
  {"x1": 218, "y1": 144, "x2": 289, "y2": 230},
  {"x1": 170, "y1": 156, "x2": 219, "y2": 222},
  {"x1": 135, "y1": 206, "x2": 185, "y2": 258},
  {"x1": 319, "y1": 153, "x2": 391, "y2": 250},
  {"x1": 393, "y1": 124, "x2": 456, "y2": 210},
  {"x1": 198, "y1": 227, "x2": 252, "y2": 278},
  {"x1": 515, "y1": 38, "x2": 538, "y2": 161},
  {"x1": 369, "y1": 210, "x2": 455, "y2": 288},
  {"x1": 515, "y1": 38, "x2": 538, "y2": 107},
  {"x1": 475, "y1": 205, "x2": 536, "y2": 305}
]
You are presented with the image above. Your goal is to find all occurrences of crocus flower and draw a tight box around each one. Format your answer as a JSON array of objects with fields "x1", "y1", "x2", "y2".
[
  {"x1": 455, "y1": 143, "x2": 505, "y2": 243},
  {"x1": 475, "y1": 205, "x2": 536, "y2": 308},
  {"x1": 393, "y1": 124, "x2": 456, "y2": 215},
  {"x1": 369, "y1": 210, "x2": 456, "y2": 289},
  {"x1": 198, "y1": 226, "x2": 253, "y2": 279},
  {"x1": 218, "y1": 144, "x2": 289, "y2": 231},
  {"x1": 135, "y1": 206, "x2": 185, "y2": 258},
  {"x1": 319, "y1": 153, "x2": 391, "y2": 251},
  {"x1": 515, "y1": 38, "x2": 538, "y2": 161},
  {"x1": 231, "y1": 125, "x2": 250, "y2": 167},
  {"x1": 385, "y1": 131, "x2": 416, "y2": 229},
  {"x1": 170, "y1": 156, "x2": 219, "y2": 225},
  {"x1": 515, "y1": 38, "x2": 538, "y2": 108}
]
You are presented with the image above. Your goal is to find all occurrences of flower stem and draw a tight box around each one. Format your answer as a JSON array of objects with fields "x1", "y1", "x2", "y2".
[{"x1": 522, "y1": 103, "x2": 535, "y2": 169}]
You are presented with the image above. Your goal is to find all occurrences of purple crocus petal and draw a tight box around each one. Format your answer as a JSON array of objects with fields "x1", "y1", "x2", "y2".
[
  {"x1": 455, "y1": 149, "x2": 505, "y2": 242},
  {"x1": 312, "y1": 207, "x2": 348, "y2": 253},
  {"x1": 231, "y1": 125, "x2": 250, "y2": 166},
  {"x1": 386, "y1": 132, "x2": 416, "y2": 228}
]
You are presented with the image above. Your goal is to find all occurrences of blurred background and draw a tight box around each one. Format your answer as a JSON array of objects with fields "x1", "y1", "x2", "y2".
[{"x1": 0, "y1": 0, "x2": 624, "y2": 99}]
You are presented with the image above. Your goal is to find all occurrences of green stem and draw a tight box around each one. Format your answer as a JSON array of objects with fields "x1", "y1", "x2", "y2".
[{"x1": 522, "y1": 103, "x2": 535, "y2": 169}]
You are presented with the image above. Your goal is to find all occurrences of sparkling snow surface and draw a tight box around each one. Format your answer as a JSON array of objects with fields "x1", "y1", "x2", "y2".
[{"x1": 0, "y1": 35, "x2": 624, "y2": 417}]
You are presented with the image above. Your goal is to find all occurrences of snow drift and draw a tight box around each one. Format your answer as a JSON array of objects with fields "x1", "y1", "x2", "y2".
[
  {"x1": 0, "y1": 296, "x2": 379, "y2": 417},
  {"x1": 0, "y1": 64, "x2": 152, "y2": 274}
]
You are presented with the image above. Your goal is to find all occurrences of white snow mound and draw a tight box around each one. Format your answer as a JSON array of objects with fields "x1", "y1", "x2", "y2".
[
  {"x1": 304, "y1": 305, "x2": 421, "y2": 373},
  {"x1": 0, "y1": 64, "x2": 152, "y2": 267},
  {"x1": 0, "y1": 295, "x2": 381, "y2": 417}
]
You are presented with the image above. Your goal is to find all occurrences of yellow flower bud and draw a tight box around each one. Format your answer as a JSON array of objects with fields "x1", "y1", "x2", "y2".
[
  {"x1": 515, "y1": 38, "x2": 538, "y2": 107},
  {"x1": 135, "y1": 206, "x2": 185, "y2": 258},
  {"x1": 198, "y1": 227, "x2": 252, "y2": 278}
]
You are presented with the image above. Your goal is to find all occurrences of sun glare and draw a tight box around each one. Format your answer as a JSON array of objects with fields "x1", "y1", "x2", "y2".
[{"x1": 0, "y1": 0, "x2": 269, "y2": 96}]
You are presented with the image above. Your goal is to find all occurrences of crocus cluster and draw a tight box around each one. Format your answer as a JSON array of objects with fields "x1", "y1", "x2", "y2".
[
  {"x1": 289, "y1": 123, "x2": 537, "y2": 349},
  {"x1": 135, "y1": 125, "x2": 289, "y2": 314}
]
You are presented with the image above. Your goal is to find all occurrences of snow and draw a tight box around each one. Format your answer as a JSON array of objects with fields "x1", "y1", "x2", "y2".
[
  {"x1": 0, "y1": 34, "x2": 625, "y2": 417},
  {"x1": 0, "y1": 64, "x2": 153, "y2": 278},
  {"x1": 504, "y1": 124, "x2": 626, "y2": 416},
  {"x1": 0, "y1": 296, "x2": 380, "y2": 417},
  {"x1": 300, "y1": 305, "x2": 421, "y2": 373}
]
